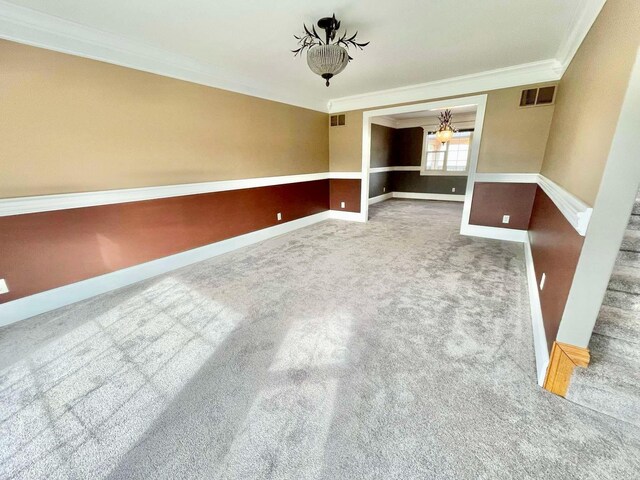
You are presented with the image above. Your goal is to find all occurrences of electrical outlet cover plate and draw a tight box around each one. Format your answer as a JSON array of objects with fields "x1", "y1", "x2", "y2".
[
  {"x1": 0, "y1": 279, "x2": 8, "y2": 294},
  {"x1": 340, "y1": 202, "x2": 345, "y2": 209},
  {"x1": 540, "y1": 273, "x2": 546, "y2": 290},
  {"x1": 502, "y1": 215, "x2": 510, "y2": 224},
  {"x1": 276, "y1": 212, "x2": 282, "y2": 221}
]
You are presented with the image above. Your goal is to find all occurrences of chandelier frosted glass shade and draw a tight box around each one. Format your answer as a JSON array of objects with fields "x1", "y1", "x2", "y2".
[
  {"x1": 307, "y1": 44, "x2": 349, "y2": 86},
  {"x1": 435, "y1": 127, "x2": 454, "y2": 144}
]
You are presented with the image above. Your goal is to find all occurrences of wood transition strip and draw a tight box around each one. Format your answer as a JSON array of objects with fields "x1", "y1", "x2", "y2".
[{"x1": 543, "y1": 341, "x2": 590, "y2": 397}]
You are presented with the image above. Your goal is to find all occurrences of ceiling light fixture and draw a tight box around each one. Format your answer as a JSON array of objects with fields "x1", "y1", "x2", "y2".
[
  {"x1": 435, "y1": 109, "x2": 458, "y2": 144},
  {"x1": 292, "y1": 14, "x2": 369, "y2": 87}
]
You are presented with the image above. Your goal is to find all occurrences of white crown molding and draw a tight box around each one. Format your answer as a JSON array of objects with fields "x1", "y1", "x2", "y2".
[
  {"x1": 370, "y1": 116, "x2": 399, "y2": 129},
  {"x1": 0, "y1": 211, "x2": 332, "y2": 326},
  {"x1": 474, "y1": 173, "x2": 539, "y2": 183},
  {"x1": 328, "y1": 1, "x2": 605, "y2": 113},
  {"x1": 395, "y1": 112, "x2": 477, "y2": 130},
  {"x1": 0, "y1": 1, "x2": 326, "y2": 112},
  {"x1": 0, "y1": 171, "x2": 363, "y2": 216},
  {"x1": 524, "y1": 234, "x2": 550, "y2": 386},
  {"x1": 538, "y1": 175, "x2": 592, "y2": 236},
  {"x1": 0, "y1": 1, "x2": 602, "y2": 115},
  {"x1": 555, "y1": 0, "x2": 607, "y2": 73},
  {"x1": 327, "y1": 59, "x2": 563, "y2": 113}
]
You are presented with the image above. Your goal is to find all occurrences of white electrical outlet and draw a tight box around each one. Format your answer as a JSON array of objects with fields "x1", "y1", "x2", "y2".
[
  {"x1": 383, "y1": 187, "x2": 386, "y2": 193},
  {"x1": 276, "y1": 212, "x2": 282, "y2": 221},
  {"x1": 540, "y1": 273, "x2": 546, "y2": 290},
  {"x1": 340, "y1": 202, "x2": 345, "y2": 209},
  {"x1": 0, "y1": 279, "x2": 8, "y2": 294},
  {"x1": 451, "y1": 187, "x2": 456, "y2": 193},
  {"x1": 502, "y1": 215, "x2": 510, "y2": 224}
]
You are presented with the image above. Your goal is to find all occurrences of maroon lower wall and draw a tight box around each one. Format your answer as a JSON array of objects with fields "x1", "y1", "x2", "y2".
[
  {"x1": 0, "y1": 180, "x2": 330, "y2": 303},
  {"x1": 330, "y1": 179, "x2": 361, "y2": 213},
  {"x1": 528, "y1": 187, "x2": 584, "y2": 352},
  {"x1": 469, "y1": 182, "x2": 538, "y2": 230}
]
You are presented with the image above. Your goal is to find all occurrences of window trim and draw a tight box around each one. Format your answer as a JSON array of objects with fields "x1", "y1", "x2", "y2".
[{"x1": 420, "y1": 129, "x2": 473, "y2": 176}]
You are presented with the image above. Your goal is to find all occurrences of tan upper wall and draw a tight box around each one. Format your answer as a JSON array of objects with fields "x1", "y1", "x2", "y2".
[
  {"x1": 0, "y1": 40, "x2": 329, "y2": 198},
  {"x1": 330, "y1": 110, "x2": 364, "y2": 172},
  {"x1": 329, "y1": 85, "x2": 556, "y2": 173},
  {"x1": 540, "y1": 0, "x2": 640, "y2": 206},
  {"x1": 478, "y1": 86, "x2": 555, "y2": 173}
]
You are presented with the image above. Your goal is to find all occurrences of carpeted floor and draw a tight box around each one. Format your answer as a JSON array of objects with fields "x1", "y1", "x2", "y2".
[{"x1": 1, "y1": 200, "x2": 639, "y2": 479}]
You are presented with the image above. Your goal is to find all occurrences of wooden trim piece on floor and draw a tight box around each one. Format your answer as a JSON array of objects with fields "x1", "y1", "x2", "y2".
[{"x1": 543, "y1": 341, "x2": 590, "y2": 396}]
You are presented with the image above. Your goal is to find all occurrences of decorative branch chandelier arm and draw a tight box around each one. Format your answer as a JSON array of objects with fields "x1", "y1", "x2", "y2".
[
  {"x1": 291, "y1": 24, "x2": 325, "y2": 56},
  {"x1": 336, "y1": 31, "x2": 370, "y2": 51}
]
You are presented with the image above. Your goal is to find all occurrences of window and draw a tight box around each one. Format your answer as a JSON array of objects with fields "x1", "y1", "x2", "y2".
[{"x1": 422, "y1": 130, "x2": 472, "y2": 175}]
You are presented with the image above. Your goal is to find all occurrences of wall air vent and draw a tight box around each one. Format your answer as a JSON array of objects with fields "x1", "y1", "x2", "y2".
[
  {"x1": 330, "y1": 114, "x2": 346, "y2": 127},
  {"x1": 519, "y1": 86, "x2": 556, "y2": 107}
]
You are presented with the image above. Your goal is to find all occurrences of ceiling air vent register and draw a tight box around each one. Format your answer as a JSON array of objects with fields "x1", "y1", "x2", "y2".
[{"x1": 520, "y1": 86, "x2": 556, "y2": 107}]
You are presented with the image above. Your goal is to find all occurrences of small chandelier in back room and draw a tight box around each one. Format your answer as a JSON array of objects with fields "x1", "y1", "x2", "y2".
[
  {"x1": 435, "y1": 109, "x2": 458, "y2": 144},
  {"x1": 292, "y1": 14, "x2": 369, "y2": 87}
]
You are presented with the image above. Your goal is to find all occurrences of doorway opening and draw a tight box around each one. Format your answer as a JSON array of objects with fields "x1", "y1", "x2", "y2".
[{"x1": 359, "y1": 94, "x2": 488, "y2": 234}]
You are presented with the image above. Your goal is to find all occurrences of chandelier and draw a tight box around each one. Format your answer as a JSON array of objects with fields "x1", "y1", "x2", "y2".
[
  {"x1": 292, "y1": 14, "x2": 369, "y2": 87},
  {"x1": 435, "y1": 109, "x2": 458, "y2": 144}
]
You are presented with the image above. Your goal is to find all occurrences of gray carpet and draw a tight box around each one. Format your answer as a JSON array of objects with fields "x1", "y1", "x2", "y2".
[
  {"x1": 567, "y1": 192, "x2": 640, "y2": 426},
  {"x1": 1, "y1": 199, "x2": 639, "y2": 479}
]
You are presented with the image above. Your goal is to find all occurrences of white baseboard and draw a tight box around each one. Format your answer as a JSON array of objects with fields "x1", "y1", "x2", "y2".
[
  {"x1": 524, "y1": 234, "x2": 550, "y2": 386},
  {"x1": 460, "y1": 224, "x2": 528, "y2": 243},
  {"x1": 368, "y1": 191, "x2": 465, "y2": 205},
  {"x1": 368, "y1": 193, "x2": 393, "y2": 205},
  {"x1": 328, "y1": 210, "x2": 366, "y2": 222},
  {"x1": 392, "y1": 192, "x2": 465, "y2": 202},
  {"x1": 461, "y1": 223, "x2": 548, "y2": 385},
  {"x1": 0, "y1": 211, "x2": 331, "y2": 327}
]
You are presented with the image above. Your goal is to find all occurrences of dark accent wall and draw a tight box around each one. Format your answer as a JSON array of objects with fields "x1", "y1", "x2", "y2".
[
  {"x1": 393, "y1": 173, "x2": 467, "y2": 195},
  {"x1": 369, "y1": 172, "x2": 391, "y2": 198},
  {"x1": 368, "y1": 124, "x2": 466, "y2": 198},
  {"x1": 469, "y1": 182, "x2": 537, "y2": 230},
  {"x1": 330, "y1": 179, "x2": 361, "y2": 213},
  {"x1": 0, "y1": 180, "x2": 329, "y2": 302},
  {"x1": 528, "y1": 187, "x2": 584, "y2": 352},
  {"x1": 370, "y1": 124, "x2": 394, "y2": 168},
  {"x1": 394, "y1": 127, "x2": 424, "y2": 166}
]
